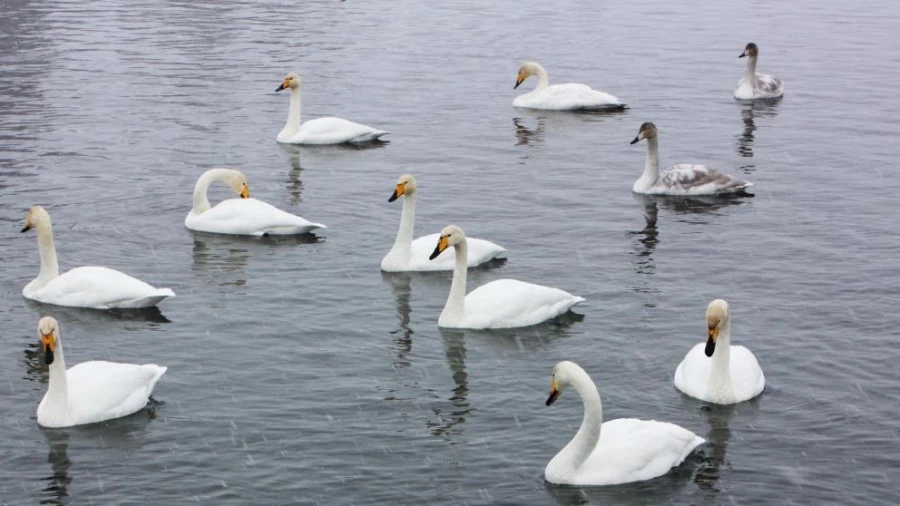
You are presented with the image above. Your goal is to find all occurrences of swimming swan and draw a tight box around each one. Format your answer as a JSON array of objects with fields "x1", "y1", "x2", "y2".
[
  {"x1": 513, "y1": 61, "x2": 626, "y2": 111},
  {"x1": 21, "y1": 206, "x2": 174, "y2": 309},
  {"x1": 275, "y1": 72, "x2": 388, "y2": 145},
  {"x1": 630, "y1": 122, "x2": 753, "y2": 195},
  {"x1": 429, "y1": 225, "x2": 583, "y2": 329},
  {"x1": 544, "y1": 361, "x2": 705, "y2": 486},
  {"x1": 674, "y1": 299, "x2": 765, "y2": 404},
  {"x1": 734, "y1": 43, "x2": 784, "y2": 100},
  {"x1": 381, "y1": 174, "x2": 505, "y2": 272},
  {"x1": 185, "y1": 168, "x2": 325, "y2": 236},
  {"x1": 36, "y1": 316, "x2": 167, "y2": 428}
]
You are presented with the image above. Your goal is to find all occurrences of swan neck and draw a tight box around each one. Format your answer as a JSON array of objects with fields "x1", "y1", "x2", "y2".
[
  {"x1": 286, "y1": 87, "x2": 302, "y2": 133},
  {"x1": 534, "y1": 65, "x2": 550, "y2": 90},
  {"x1": 444, "y1": 239, "x2": 469, "y2": 319},
  {"x1": 711, "y1": 320, "x2": 733, "y2": 383},
  {"x1": 46, "y1": 342, "x2": 68, "y2": 408},
  {"x1": 390, "y1": 193, "x2": 417, "y2": 258},
  {"x1": 192, "y1": 168, "x2": 232, "y2": 214},
  {"x1": 643, "y1": 136, "x2": 660, "y2": 181},
  {"x1": 744, "y1": 56, "x2": 758, "y2": 81},
  {"x1": 561, "y1": 371, "x2": 603, "y2": 473},
  {"x1": 34, "y1": 221, "x2": 60, "y2": 284}
]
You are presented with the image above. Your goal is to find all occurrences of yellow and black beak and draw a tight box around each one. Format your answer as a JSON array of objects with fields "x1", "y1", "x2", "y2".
[
  {"x1": 514, "y1": 72, "x2": 525, "y2": 89},
  {"x1": 705, "y1": 326, "x2": 719, "y2": 357},
  {"x1": 21, "y1": 224, "x2": 32, "y2": 233},
  {"x1": 429, "y1": 235, "x2": 449, "y2": 260},
  {"x1": 41, "y1": 332, "x2": 55, "y2": 365},
  {"x1": 388, "y1": 183, "x2": 405, "y2": 203},
  {"x1": 546, "y1": 378, "x2": 561, "y2": 406},
  {"x1": 275, "y1": 78, "x2": 290, "y2": 92},
  {"x1": 240, "y1": 184, "x2": 249, "y2": 199}
]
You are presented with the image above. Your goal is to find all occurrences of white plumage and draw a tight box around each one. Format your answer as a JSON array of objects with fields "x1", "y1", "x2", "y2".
[{"x1": 513, "y1": 62, "x2": 626, "y2": 111}]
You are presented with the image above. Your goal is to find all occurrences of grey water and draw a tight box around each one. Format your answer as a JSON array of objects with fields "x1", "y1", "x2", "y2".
[{"x1": 1, "y1": 0, "x2": 899, "y2": 503}]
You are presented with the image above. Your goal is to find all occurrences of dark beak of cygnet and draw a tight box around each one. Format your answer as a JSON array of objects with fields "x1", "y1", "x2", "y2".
[
  {"x1": 739, "y1": 52, "x2": 747, "y2": 58},
  {"x1": 630, "y1": 136, "x2": 641, "y2": 145},
  {"x1": 21, "y1": 225, "x2": 32, "y2": 233}
]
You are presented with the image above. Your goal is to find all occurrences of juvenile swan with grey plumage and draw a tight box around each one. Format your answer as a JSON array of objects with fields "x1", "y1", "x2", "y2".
[
  {"x1": 734, "y1": 43, "x2": 784, "y2": 100},
  {"x1": 674, "y1": 299, "x2": 765, "y2": 404},
  {"x1": 429, "y1": 225, "x2": 583, "y2": 329},
  {"x1": 275, "y1": 72, "x2": 388, "y2": 144},
  {"x1": 544, "y1": 361, "x2": 705, "y2": 486},
  {"x1": 185, "y1": 168, "x2": 325, "y2": 236},
  {"x1": 36, "y1": 316, "x2": 167, "y2": 428},
  {"x1": 630, "y1": 122, "x2": 752, "y2": 195},
  {"x1": 21, "y1": 206, "x2": 174, "y2": 309}
]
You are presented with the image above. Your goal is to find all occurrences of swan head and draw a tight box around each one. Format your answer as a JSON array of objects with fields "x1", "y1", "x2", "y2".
[
  {"x1": 21, "y1": 205, "x2": 51, "y2": 233},
  {"x1": 546, "y1": 361, "x2": 585, "y2": 406},
  {"x1": 630, "y1": 122, "x2": 658, "y2": 145},
  {"x1": 429, "y1": 225, "x2": 466, "y2": 260},
  {"x1": 38, "y1": 316, "x2": 59, "y2": 365},
  {"x1": 276, "y1": 72, "x2": 301, "y2": 92},
  {"x1": 388, "y1": 174, "x2": 418, "y2": 202},
  {"x1": 514, "y1": 61, "x2": 542, "y2": 89},
  {"x1": 219, "y1": 169, "x2": 249, "y2": 198},
  {"x1": 740, "y1": 43, "x2": 759, "y2": 59},
  {"x1": 705, "y1": 299, "x2": 730, "y2": 357}
]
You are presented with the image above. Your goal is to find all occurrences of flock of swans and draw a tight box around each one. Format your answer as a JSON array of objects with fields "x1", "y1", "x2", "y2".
[{"x1": 21, "y1": 42, "x2": 781, "y2": 486}]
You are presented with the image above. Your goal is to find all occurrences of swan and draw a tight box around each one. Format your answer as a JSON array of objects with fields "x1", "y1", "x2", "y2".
[
  {"x1": 381, "y1": 175, "x2": 506, "y2": 272},
  {"x1": 513, "y1": 61, "x2": 626, "y2": 111},
  {"x1": 674, "y1": 299, "x2": 765, "y2": 404},
  {"x1": 185, "y1": 168, "x2": 325, "y2": 236},
  {"x1": 21, "y1": 206, "x2": 174, "y2": 309},
  {"x1": 630, "y1": 122, "x2": 753, "y2": 195},
  {"x1": 734, "y1": 43, "x2": 784, "y2": 100},
  {"x1": 429, "y1": 225, "x2": 583, "y2": 329},
  {"x1": 544, "y1": 361, "x2": 705, "y2": 486},
  {"x1": 36, "y1": 316, "x2": 167, "y2": 428},
  {"x1": 275, "y1": 72, "x2": 388, "y2": 145}
]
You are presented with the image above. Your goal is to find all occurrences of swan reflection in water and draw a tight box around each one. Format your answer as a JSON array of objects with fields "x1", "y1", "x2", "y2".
[
  {"x1": 278, "y1": 144, "x2": 305, "y2": 206},
  {"x1": 381, "y1": 272, "x2": 414, "y2": 369},
  {"x1": 191, "y1": 231, "x2": 321, "y2": 287},
  {"x1": 513, "y1": 116, "x2": 546, "y2": 146},
  {"x1": 736, "y1": 99, "x2": 780, "y2": 171}
]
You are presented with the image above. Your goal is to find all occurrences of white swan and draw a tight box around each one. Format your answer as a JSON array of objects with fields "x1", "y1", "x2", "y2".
[
  {"x1": 735, "y1": 43, "x2": 784, "y2": 100},
  {"x1": 630, "y1": 122, "x2": 753, "y2": 195},
  {"x1": 513, "y1": 61, "x2": 626, "y2": 111},
  {"x1": 545, "y1": 361, "x2": 705, "y2": 486},
  {"x1": 275, "y1": 72, "x2": 388, "y2": 145},
  {"x1": 36, "y1": 316, "x2": 167, "y2": 428},
  {"x1": 429, "y1": 225, "x2": 583, "y2": 329},
  {"x1": 21, "y1": 206, "x2": 174, "y2": 309},
  {"x1": 185, "y1": 168, "x2": 325, "y2": 236},
  {"x1": 674, "y1": 299, "x2": 765, "y2": 404},
  {"x1": 381, "y1": 175, "x2": 506, "y2": 272}
]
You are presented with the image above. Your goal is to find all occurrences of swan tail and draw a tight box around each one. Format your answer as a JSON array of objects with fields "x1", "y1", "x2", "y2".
[
  {"x1": 109, "y1": 289, "x2": 175, "y2": 309},
  {"x1": 349, "y1": 130, "x2": 389, "y2": 144}
]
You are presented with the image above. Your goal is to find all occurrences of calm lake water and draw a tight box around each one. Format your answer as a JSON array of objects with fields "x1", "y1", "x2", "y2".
[{"x1": 1, "y1": 0, "x2": 899, "y2": 504}]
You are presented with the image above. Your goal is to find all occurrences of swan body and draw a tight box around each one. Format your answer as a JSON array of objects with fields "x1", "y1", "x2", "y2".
[
  {"x1": 21, "y1": 206, "x2": 174, "y2": 309},
  {"x1": 275, "y1": 72, "x2": 388, "y2": 145},
  {"x1": 734, "y1": 43, "x2": 784, "y2": 100},
  {"x1": 35, "y1": 317, "x2": 166, "y2": 428},
  {"x1": 674, "y1": 299, "x2": 765, "y2": 404},
  {"x1": 630, "y1": 122, "x2": 752, "y2": 196},
  {"x1": 185, "y1": 168, "x2": 325, "y2": 236},
  {"x1": 430, "y1": 225, "x2": 583, "y2": 329},
  {"x1": 513, "y1": 61, "x2": 626, "y2": 111},
  {"x1": 545, "y1": 361, "x2": 705, "y2": 486},
  {"x1": 381, "y1": 175, "x2": 505, "y2": 272}
]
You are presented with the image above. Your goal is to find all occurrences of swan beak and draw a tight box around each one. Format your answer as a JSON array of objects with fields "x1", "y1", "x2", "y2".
[
  {"x1": 240, "y1": 185, "x2": 249, "y2": 199},
  {"x1": 514, "y1": 72, "x2": 524, "y2": 89},
  {"x1": 388, "y1": 183, "x2": 405, "y2": 202},
  {"x1": 21, "y1": 224, "x2": 32, "y2": 233},
  {"x1": 630, "y1": 135, "x2": 641, "y2": 145},
  {"x1": 705, "y1": 326, "x2": 719, "y2": 357},
  {"x1": 429, "y1": 235, "x2": 449, "y2": 260},
  {"x1": 276, "y1": 78, "x2": 289, "y2": 92},
  {"x1": 739, "y1": 51, "x2": 747, "y2": 58},
  {"x1": 41, "y1": 332, "x2": 55, "y2": 365},
  {"x1": 546, "y1": 377, "x2": 561, "y2": 406}
]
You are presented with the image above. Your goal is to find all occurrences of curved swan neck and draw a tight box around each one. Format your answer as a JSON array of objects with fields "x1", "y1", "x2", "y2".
[
  {"x1": 34, "y1": 220, "x2": 60, "y2": 284},
  {"x1": 284, "y1": 87, "x2": 303, "y2": 135},
  {"x1": 643, "y1": 136, "x2": 660, "y2": 182},
  {"x1": 744, "y1": 55, "x2": 758, "y2": 82},
  {"x1": 532, "y1": 64, "x2": 550, "y2": 90},
  {"x1": 192, "y1": 169, "x2": 234, "y2": 214},
  {"x1": 444, "y1": 239, "x2": 469, "y2": 320},
  {"x1": 45, "y1": 342, "x2": 68, "y2": 408},
  {"x1": 560, "y1": 370, "x2": 603, "y2": 472},
  {"x1": 389, "y1": 193, "x2": 417, "y2": 258},
  {"x1": 710, "y1": 319, "x2": 733, "y2": 384}
]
